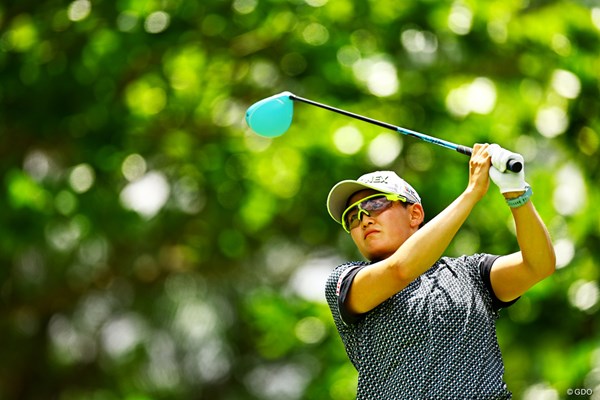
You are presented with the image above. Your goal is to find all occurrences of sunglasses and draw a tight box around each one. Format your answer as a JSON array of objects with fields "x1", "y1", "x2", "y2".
[{"x1": 341, "y1": 193, "x2": 408, "y2": 233}]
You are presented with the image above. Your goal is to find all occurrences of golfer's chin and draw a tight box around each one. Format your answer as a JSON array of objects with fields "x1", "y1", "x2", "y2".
[{"x1": 360, "y1": 243, "x2": 395, "y2": 262}]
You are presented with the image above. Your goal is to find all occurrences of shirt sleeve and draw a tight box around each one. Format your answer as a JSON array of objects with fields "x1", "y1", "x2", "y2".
[
  {"x1": 336, "y1": 265, "x2": 367, "y2": 325},
  {"x1": 479, "y1": 254, "x2": 519, "y2": 311},
  {"x1": 324, "y1": 262, "x2": 368, "y2": 326}
]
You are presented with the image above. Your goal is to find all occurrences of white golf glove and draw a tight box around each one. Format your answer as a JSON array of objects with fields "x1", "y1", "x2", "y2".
[{"x1": 487, "y1": 144, "x2": 528, "y2": 193}]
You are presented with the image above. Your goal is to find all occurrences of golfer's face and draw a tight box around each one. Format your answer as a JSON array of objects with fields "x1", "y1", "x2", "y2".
[{"x1": 347, "y1": 190, "x2": 415, "y2": 262}]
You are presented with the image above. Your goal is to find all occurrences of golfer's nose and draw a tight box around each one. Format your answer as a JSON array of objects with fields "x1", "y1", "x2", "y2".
[{"x1": 360, "y1": 211, "x2": 375, "y2": 227}]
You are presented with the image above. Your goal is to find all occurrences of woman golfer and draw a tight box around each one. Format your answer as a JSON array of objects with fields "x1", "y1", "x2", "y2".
[{"x1": 324, "y1": 143, "x2": 555, "y2": 399}]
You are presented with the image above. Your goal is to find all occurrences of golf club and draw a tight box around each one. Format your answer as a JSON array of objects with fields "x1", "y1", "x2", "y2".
[{"x1": 245, "y1": 91, "x2": 522, "y2": 173}]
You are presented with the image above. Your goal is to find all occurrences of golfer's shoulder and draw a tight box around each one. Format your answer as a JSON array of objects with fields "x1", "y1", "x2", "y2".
[
  {"x1": 325, "y1": 261, "x2": 368, "y2": 300},
  {"x1": 326, "y1": 261, "x2": 368, "y2": 286}
]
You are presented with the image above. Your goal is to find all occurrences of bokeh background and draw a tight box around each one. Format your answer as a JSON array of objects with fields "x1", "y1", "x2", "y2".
[{"x1": 1, "y1": 0, "x2": 600, "y2": 399}]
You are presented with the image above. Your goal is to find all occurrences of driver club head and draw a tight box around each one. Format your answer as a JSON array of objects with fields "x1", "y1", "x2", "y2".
[{"x1": 245, "y1": 91, "x2": 295, "y2": 138}]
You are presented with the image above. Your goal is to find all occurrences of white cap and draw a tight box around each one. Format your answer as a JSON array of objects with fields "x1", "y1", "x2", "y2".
[{"x1": 326, "y1": 171, "x2": 421, "y2": 224}]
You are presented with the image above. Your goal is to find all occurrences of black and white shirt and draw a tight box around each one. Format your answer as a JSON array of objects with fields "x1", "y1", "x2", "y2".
[{"x1": 324, "y1": 253, "x2": 517, "y2": 399}]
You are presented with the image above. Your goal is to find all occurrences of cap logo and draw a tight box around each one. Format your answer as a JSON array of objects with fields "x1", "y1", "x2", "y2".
[{"x1": 360, "y1": 175, "x2": 389, "y2": 184}]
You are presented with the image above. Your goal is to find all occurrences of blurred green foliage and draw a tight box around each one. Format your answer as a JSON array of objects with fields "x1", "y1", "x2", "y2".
[{"x1": 1, "y1": 0, "x2": 599, "y2": 399}]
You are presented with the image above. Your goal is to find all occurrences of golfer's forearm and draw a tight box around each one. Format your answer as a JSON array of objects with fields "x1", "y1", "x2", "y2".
[
  {"x1": 511, "y1": 201, "x2": 556, "y2": 276},
  {"x1": 390, "y1": 191, "x2": 479, "y2": 281}
]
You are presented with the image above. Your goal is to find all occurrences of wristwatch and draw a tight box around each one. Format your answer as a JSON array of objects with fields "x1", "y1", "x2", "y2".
[{"x1": 506, "y1": 186, "x2": 533, "y2": 208}]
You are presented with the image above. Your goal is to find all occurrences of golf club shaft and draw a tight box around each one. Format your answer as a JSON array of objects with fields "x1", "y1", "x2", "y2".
[{"x1": 289, "y1": 94, "x2": 522, "y2": 173}]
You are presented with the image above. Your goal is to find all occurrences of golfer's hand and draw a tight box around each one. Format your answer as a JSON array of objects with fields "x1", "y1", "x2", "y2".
[
  {"x1": 487, "y1": 144, "x2": 528, "y2": 194},
  {"x1": 467, "y1": 143, "x2": 492, "y2": 200}
]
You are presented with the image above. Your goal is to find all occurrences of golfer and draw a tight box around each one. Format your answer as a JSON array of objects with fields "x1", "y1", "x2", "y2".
[{"x1": 324, "y1": 143, "x2": 555, "y2": 399}]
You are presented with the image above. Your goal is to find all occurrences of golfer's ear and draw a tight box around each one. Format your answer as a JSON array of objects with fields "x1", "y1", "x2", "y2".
[{"x1": 409, "y1": 203, "x2": 425, "y2": 228}]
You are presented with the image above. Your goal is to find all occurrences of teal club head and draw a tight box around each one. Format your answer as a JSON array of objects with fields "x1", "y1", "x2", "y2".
[{"x1": 245, "y1": 91, "x2": 294, "y2": 138}]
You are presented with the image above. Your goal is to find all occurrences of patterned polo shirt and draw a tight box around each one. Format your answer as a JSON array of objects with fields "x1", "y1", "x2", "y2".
[{"x1": 324, "y1": 253, "x2": 517, "y2": 399}]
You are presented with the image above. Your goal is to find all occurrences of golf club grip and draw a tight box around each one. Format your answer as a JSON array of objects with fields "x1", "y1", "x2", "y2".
[{"x1": 456, "y1": 146, "x2": 523, "y2": 173}]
